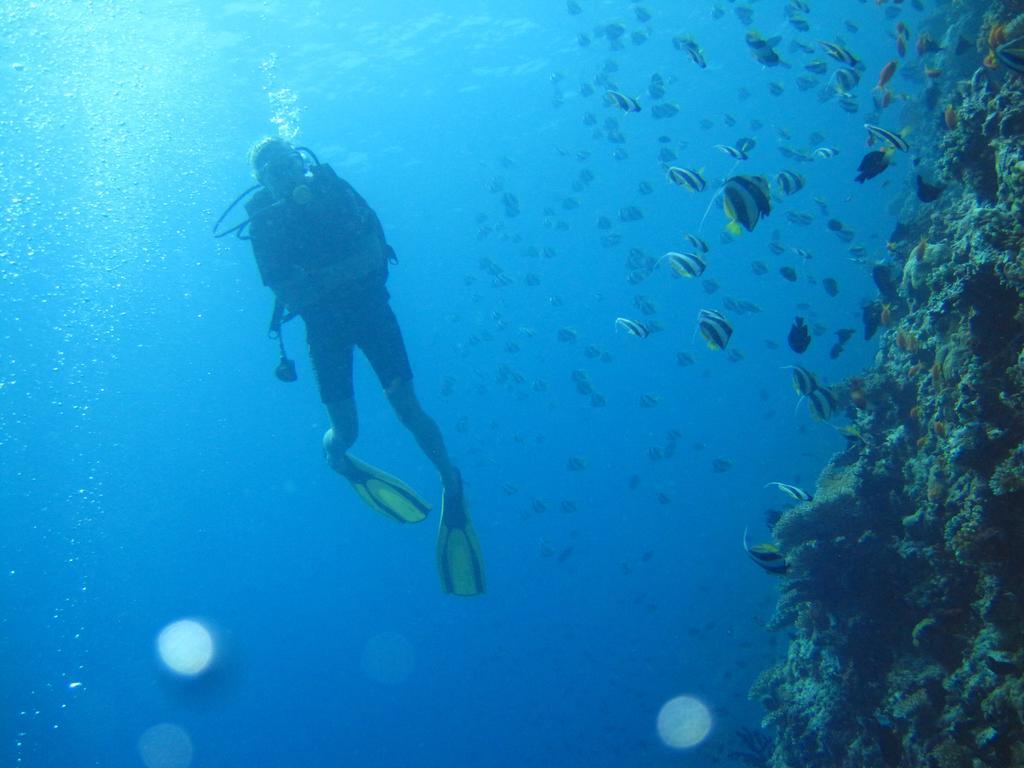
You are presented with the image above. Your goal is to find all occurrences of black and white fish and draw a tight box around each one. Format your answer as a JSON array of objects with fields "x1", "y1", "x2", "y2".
[
  {"x1": 664, "y1": 251, "x2": 707, "y2": 278},
  {"x1": 808, "y1": 385, "x2": 838, "y2": 420},
  {"x1": 667, "y1": 166, "x2": 707, "y2": 191},
  {"x1": 743, "y1": 527, "x2": 789, "y2": 574},
  {"x1": 685, "y1": 233, "x2": 710, "y2": 253},
  {"x1": 723, "y1": 175, "x2": 771, "y2": 234},
  {"x1": 606, "y1": 90, "x2": 641, "y2": 112},
  {"x1": 775, "y1": 170, "x2": 806, "y2": 196},
  {"x1": 765, "y1": 481, "x2": 813, "y2": 502},
  {"x1": 995, "y1": 36, "x2": 1024, "y2": 74},
  {"x1": 697, "y1": 308, "x2": 733, "y2": 350},
  {"x1": 864, "y1": 123, "x2": 909, "y2": 151},
  {"x1": 818, "y1": 40, "x2": 860, "y2": 68},
  {"x1": 791, "y1": 368, "x2": 816, "y2": 395},
  {"x1": 615, "y1": 317, "x2": 650, "y2": 338},
  {"x1": 715, "y1": 143, "x2": 749, "y2": 160},
  {"x1": 674, "y1": 36, "x2": 708, "y2": 68}
]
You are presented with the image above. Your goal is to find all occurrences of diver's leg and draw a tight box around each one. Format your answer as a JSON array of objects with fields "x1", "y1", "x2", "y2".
[
  {"x1": 386, "y1": 378, "x2": 460, "y2": 493},
  {"x1": 323, "y1": 398, "x2": 358, "y2": 477},
  {"x1": 305, "y1": 311, "x2": 359, "y2": 478}
]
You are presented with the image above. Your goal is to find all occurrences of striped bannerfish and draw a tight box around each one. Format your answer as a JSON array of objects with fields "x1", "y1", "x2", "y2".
[
  {"x1": 808, "y1": 385, "x2": 838, "y2": 420},
  {"x1": 765, "y1": 481, "x2": 813, "y2": 502},
  {"x1": 664, "y1": 251, "x2": 707, "y2": 278},
  {"x1": 615, "y1": 316, "x2": 650, "y2": 338},
  {"x1": 743, "y1": 528, "x2": 789, "y2": 575},
  {"x1": 723, "y1": 175, "x2": 772, "y2": 234},
  {"x1": 818, "y1": 40, "x2": 860, "y2": 67},
  {"x1": 674, "y1": 37, "x2": 707, "y2": 68},
  {"x1": 667, "y1": 166, "x2": 707, "y2": 191},
  {"x1": 864, "y1": 123, "x2": 910, "y2": 151},
  {"x1": 698, "y1": 308, "x2": 733, "y2": 350},
  {"x1": 831, "y1": 66, "x2": 861, "y2": 94},
  {"x1": 792, "y1": 367, "x2": 816, "y2": 394},
  {"x1": 685, "y1": 233, "x2": 710, "y2": 253},
  {"x1": 775, "y1": 170, "x2": 806, "y2": 196},
  {"x1": 813, "y1": 147, "x2": 840, "y2": 159},
  {"x1": 714, "y1": 143, "x2": 749, "y2": 160},
  {"x1": 606, "y1": 90, "x2": 641, "y2": 112},
  {"x1": 995, "y1": 37, "x2": 1024, "y2": 73}
]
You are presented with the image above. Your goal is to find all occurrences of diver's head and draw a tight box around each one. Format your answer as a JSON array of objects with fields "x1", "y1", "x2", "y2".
[{"x1": 249, "y1": 137, "x2": 308, "y2": 201}]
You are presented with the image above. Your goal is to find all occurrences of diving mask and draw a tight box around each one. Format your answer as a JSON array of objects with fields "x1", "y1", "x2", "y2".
[{"x1": 258, "y1": 150, "x2": 310, "y2": 201}]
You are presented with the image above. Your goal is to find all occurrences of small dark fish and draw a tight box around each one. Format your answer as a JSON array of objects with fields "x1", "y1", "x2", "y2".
[
  {"x1": 826, "y1": 218, "x2": 845, "y2": 232},
  {"x1": 779, "y1": 266, "x2": 798, "y2": 282},
  {"x1": 788, "y1": 316, "x2": 811, "y2": 353},
  {"x1": 557, "y1": 546, "x2": 574, "y2": 563},
  {"x1": 916, "y1": 175, "x2": 944, "y2": 203},
  {"x1": 822, "y1": 277, "x2": 839, "y2": 297},
  {"x1": 619, "y1": 205, "x2": 644, "y2": 222},
  {"x1": 872, "y1": 263, "x2": 898, "y2": 300},
  {"x1": 855, "y1": 150, "x2": 891, "y2": 183},
  {"x1": 835, "y1": 328, "x2": 855, "y2": 345},
  {"x1": 862, "y1": 300, "x2": 882, "y2": 340},
  {"x1": 712, "y1": 458, "x2": 733, "y2": 473}
]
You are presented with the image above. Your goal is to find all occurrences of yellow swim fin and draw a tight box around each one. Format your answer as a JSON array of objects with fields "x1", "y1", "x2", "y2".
[
  {"x1": 436, "y1": 471, "x2": 486, "y2": 596},
  {"x1": 343, "y1": 455, "x2": 430, "y2": 524}
]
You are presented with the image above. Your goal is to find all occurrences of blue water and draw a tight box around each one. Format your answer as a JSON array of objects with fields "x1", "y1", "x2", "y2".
[{"x1": 2, "y1": 1, "x2": 921, "y2": 765}]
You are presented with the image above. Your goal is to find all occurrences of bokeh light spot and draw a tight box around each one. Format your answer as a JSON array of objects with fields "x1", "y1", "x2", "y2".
[
  {"x1": 138, "y1": 723, "x2": 193, "y2": 768},
  {"x1": 656, "y1": 695, "x2": 713, "y2": 749},
  {"x1": 157, "y1": 619, "x2": 214, "y2": 677}
]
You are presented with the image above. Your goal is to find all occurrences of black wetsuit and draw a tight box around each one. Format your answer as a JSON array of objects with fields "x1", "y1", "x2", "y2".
[{"x1": 246, "y1": 165, "x2": 412, "y2": 402}]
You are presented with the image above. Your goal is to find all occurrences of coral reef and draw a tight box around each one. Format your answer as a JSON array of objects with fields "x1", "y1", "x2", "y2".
[
  {"x1": 729, "y1": 726, "x2": 773, "y2": 767},
  {"x1": 751, "y1": 3, "x2": 1024, "y2": 766}
]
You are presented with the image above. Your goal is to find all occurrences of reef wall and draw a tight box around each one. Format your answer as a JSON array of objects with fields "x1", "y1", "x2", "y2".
[{"x1": 752, "y1": 3, "x2": 1024, "y2": 767}]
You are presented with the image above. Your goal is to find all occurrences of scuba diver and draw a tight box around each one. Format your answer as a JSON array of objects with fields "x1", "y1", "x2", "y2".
[{"x1": 214, "y1": 137, "x2": 485, "y2": 596}]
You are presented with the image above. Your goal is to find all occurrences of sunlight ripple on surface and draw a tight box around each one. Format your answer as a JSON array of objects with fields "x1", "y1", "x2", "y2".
[
  {"x1": 656, "y1": 695, "x2": 713, "y2": 749},
  {"x1": 157, "y1": 619, "x2": 214, "y2": 677}
]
